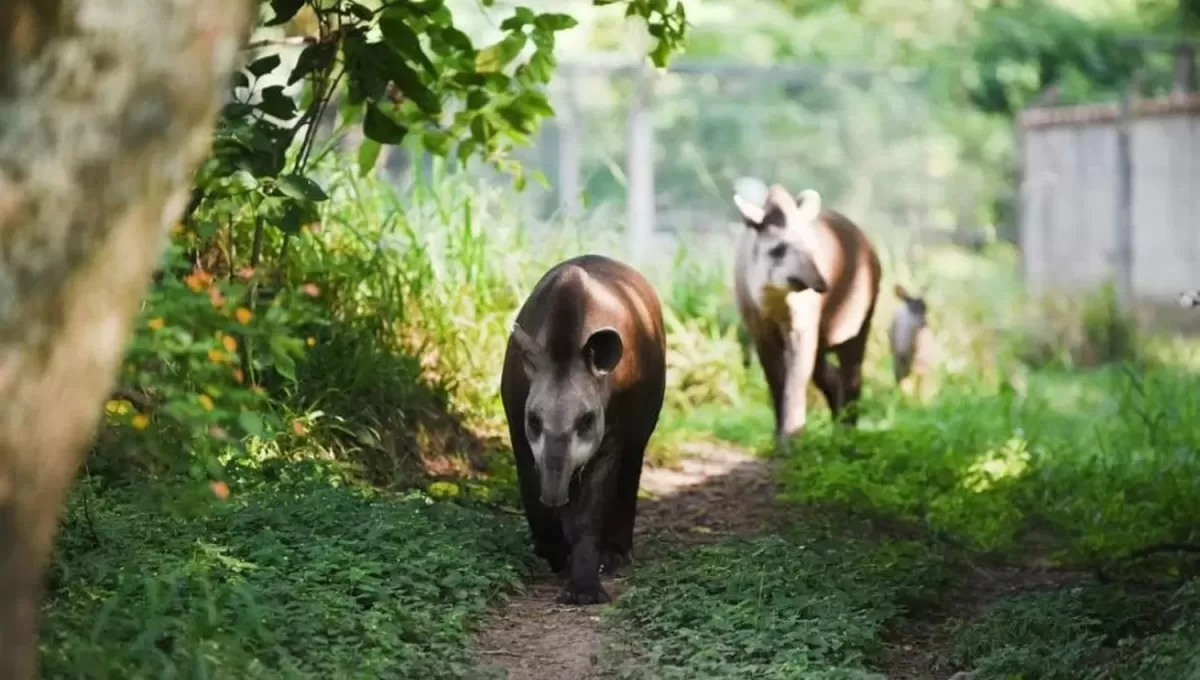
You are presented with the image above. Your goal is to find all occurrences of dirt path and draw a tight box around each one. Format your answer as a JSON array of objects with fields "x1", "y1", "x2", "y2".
[{"x1": 472, "y1": 441, "x2": 778, "y2": 680}]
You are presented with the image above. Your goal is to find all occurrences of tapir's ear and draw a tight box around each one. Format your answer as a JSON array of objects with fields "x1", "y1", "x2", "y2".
[
  {"x1": 894, "y1": 284, "x2": 909, "y2": 301},
  {"x1": 733, "y1": 194, "x2": 766, "y2": 229},
  {"x1": 794, "y1": 189, "x2": 822, "y2": 225},
  {"x1": 583, "y1": 327, "x2": 624, "y2": 377},
  {"x1": 511, "y1": 323, "x2": 546, "y2": 378}
]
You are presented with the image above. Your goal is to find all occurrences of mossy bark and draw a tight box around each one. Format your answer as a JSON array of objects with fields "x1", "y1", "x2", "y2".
[{"x1": 0, "y1": 1, "x2": 257, "y2": 676}]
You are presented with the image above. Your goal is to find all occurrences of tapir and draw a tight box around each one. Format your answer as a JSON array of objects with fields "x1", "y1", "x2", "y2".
[
  {"x1": 500, "y1": 254, "x2": 667, "y2": 605},
  {"x1": 890, "y1": 283, "x2": 937, "y2": 401},
  {"x1": 732, "y1": 184, "x2": 882, "y2": 449}
]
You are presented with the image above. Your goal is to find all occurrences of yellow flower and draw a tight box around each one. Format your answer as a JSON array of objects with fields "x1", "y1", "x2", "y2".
[
  {"x1": 199, "y1": 394, "x2": 215, "y2": 411},
  {"x1": 235, "y1": 307, "x2": 253, "y2": 325},
  {"x1": 105, "y1": 400, "x2": 132, "y2": 415},
  {"x1": 222, "y1": 335, "x2": 238, "y2": 353},
  {"x1": 147, "y1": 317, "x2": 165, "y2": 330},
  {"x1": 306, "y1": 337, "x2": 316, "y2": 347},
  {"x1": 131, "y1": 414, "x2": 150, "y2": 430}
]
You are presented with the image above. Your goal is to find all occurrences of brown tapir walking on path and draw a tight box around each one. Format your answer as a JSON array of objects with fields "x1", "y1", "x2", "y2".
[
  {"x1": 501, "y1": 254, "x2": 667, "y2": 605},
  {"x1": 732, "y1": 184, "x2": 882, "y2": 450}
]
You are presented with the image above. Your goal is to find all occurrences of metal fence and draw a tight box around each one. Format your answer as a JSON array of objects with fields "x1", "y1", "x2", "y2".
[{"x1": 360, "y1": 56, "x2": 980, "y2": 274}]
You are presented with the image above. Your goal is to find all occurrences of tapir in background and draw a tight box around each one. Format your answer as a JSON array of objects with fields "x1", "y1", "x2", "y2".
[
  {"x1": 890, "y1": 283, "x2": 938, "y2": 401},
  {"x1": 500, "y1": 254, "x2": 667, "y2": 606},
  {"x1": 732, "y1": 183, "x2": 882, "y2": 450}
]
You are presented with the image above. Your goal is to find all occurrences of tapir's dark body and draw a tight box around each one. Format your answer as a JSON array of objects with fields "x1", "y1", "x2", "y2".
[{"x1": 500, "y1": 254, "x2": 666, "y2": 605}]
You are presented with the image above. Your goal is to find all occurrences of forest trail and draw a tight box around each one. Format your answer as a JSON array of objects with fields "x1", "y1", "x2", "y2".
[{"x1": 472, "y1": 441, "x2": 779, "y2": 680}]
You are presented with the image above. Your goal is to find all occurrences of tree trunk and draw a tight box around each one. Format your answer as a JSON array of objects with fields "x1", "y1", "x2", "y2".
[{"x1": 0, "y1": 1, "x2": 257, "y2": 677}]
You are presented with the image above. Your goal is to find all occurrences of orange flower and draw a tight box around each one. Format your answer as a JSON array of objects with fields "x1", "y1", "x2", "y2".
[
  {"x1": 301, "y1": 283, "x2": 320, "y2": 297},
  {"x1": 235, "y1": 307, "x2": 253, "y2": 325},
  {"x1": 210, "y1": 480, "x2": 230, "y2": 501},
  {"x1": 147, "y1": 317, "x2": 165, "y2": 330},
  {"x1": 232, "y1": 368, "x2": 245, "y2": 384},
  {"x1": 208, "y1": 286, "x2": 225, "y2": 309},
  {"x1": 207, "y1": 348, "x2": 225, "y2": 364},
  {"x1": 222, "y1": 335, "x2": 238, "y2": 353},
  {"x1": 236, "y1": 266, "x2": 255, "y2": 280},
  {"x1": 292, "y1": 420, "x2": 308, "y2": 436},
  {"x1": 185, "y1": 268, "x2": 213, "y2": 292}
]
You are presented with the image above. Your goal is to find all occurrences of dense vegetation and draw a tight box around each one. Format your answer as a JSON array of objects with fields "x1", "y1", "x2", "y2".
[{"x1": 41, "y1": 0, "x2": 1200, "y2": 677}]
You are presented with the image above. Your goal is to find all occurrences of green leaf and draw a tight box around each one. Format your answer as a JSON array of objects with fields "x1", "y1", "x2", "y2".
[
  {"x1": 466, "y1": 89, "x2": 490, "y2": 111},
  {"x1": 274, "y1": 197, "x2": 319, "y2": 234},
  {"x1": 266, "y1": 0, "x2": 306, "y2": 26},
  {"x1": 499, "y1": 7, "x2": 536, "y2": 31},
  {"x1": 358, "y1": 138, "x2": 383, "y2": 176},
  {"x1": 247, "y1": 54, "x2": 282, "y2": 78},
  {"x1": 268, "y1": 336, "x2": 298, "y2": 382},
  {"x1": 223, "y1": 102, "x2": 255, "y2": 119},
  {"x1": 232, "y1": 71, "x2": 250, "y2": 90},
  {"x1": 238, "y1": 411, "x2": 266, "y2": 439},
  {"x1": 437, "y1": 27, "x2": 475, "y2": 54},
  {"x1": 346, "y1": 2, "x2": 374, "y2": 21},
  {"x1": 380, "y1": 10, "x2": 439, "y2": 75},
  {"x1": 289, "y1": 42, "x2": 337, "y2": 85},
  {"x1": 533, "y1": 13, "x2": 578, "y2": 31},
  {"x1": 257, "y1": 86, "x2": 297, "y2": 120},
  {"x1": 277, "y1": 174, "x2": 329, "y2": 202},
  {"x1": 228, "y1": 169, "x2": 259, "y2": 192},
  {"x1": 363, "y1": 104, "x2": 410, "y2": 145},
  {"x1": 475, "y1": 34, "x2": 527, "y2": 73}
]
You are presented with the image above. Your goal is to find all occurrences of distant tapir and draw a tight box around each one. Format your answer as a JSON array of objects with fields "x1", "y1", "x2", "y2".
[
  {"x1": 732, "y1": 184, "x2": 882, "y2": 449},
  {"x1": 890, "y1": 284, "x2": 937, "y2": 401},
  {"x1": 500, "y1": 254, "x2": 667, "y2": 605}
]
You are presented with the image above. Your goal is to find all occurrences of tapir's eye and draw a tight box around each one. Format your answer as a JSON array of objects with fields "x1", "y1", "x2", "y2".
[
  {"x1": 767, "y1": 243, "x2": 787, "y2": 259},
  {"x1": 527, "y1": 413, "x2": 543, "y2": 438},
  {"x1": 574, "y1": 411, "x2": 596, "y2": 436}
]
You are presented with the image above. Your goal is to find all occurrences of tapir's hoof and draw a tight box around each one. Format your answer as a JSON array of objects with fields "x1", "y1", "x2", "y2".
[{"x1": 557, "y1": 582, "x2": 611, "y2": 606}]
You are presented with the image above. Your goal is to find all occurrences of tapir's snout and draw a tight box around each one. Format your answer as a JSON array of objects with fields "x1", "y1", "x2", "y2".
[
  {"x1": 537, "y1": 454, "x2": 572, "y2": 508},
  {"x1": 788, "y1": 251, "x2": 828, "y2": 294}
]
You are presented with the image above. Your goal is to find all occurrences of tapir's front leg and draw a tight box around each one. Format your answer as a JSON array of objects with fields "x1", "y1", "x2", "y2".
[
  {"x1": 779, "y1": 328, "x2": 819, "y2": 445},
  {"x1": 558, "y1": 451, "x2": 618, "y2": 605}
]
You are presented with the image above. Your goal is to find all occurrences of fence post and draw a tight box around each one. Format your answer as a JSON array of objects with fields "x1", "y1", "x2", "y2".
[
  {"x1": 554, "y1": 64, "x2": 584, "y2": 220},
  {"x1": 1115, "y1": 78, "x2": 1137, "y2": 309},
  {"x1": 626, "y1": 61, "x2": 656, "y2": 264}
]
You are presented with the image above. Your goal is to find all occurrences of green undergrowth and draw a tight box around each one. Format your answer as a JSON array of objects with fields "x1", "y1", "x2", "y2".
[
  {"x1": 603, "y1": 528, "x2": 950, "y2": 679},
  {"x1": 947, "y1": 581, "x2": 1200, "y2": 679},
  {"x1": 41, "y1": 473, "x2": 533, "y2": 679},
  {"x1": 702, "y1": 365, "x2": 1200, "y2": 564}
]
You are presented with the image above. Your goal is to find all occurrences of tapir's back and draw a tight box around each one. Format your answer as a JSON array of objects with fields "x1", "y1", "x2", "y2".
[
  {"x1": 501, "y1": 254, "x2": 666, "y2": 407},
  {"x1": 813, "y1": 211, "x2": 882, "y2": 347}
]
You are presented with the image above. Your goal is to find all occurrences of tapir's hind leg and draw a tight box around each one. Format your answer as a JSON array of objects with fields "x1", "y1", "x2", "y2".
[
  {"x1": 811, "y1": 349, "x2": 844, "y2": 419},
  {"x1": 833, "y1": 303, "x2": 876, "y2": 428}
]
